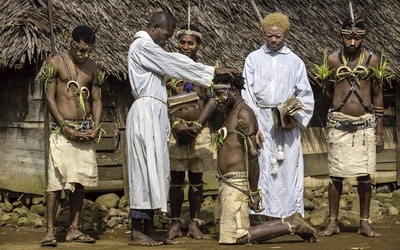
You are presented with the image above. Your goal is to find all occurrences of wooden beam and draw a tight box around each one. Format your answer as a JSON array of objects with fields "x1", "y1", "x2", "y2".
[{"x1": 85, "y1": 180, "x2": 124, "y2": 192}]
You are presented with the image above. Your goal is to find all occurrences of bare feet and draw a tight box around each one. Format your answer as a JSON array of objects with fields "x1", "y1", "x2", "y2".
[
  {"x1": 287, "y1": 212, "x2": 318, "y2": 243},
  {"x1": 319, "y1": 219, "x2": 340, "y2": 236},
  {"x1": 358, "y1": 221, "x2": 381, "y2": 237},
  {"x1": 149, "y1": 231, "x2": 179, "y2": 245},
  {"x1": 128, "y1": 230, "x2": 162, "y2": 246},
  {"x1": 187, "y1": 221, "x2": 209, "y2": 240},
  {"x1": 167, "y1": 221, "x2": 183, "y2": 240}
]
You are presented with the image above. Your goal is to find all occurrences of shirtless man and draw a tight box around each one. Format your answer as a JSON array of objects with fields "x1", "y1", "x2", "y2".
[
  {"x1": 214, "y1": 73, "x2": 317, "y2": 244},
  {"x1": 40, "y1": 25, "x2": 102, "y2": 246},
  {"x1": 167, "y1": 24, "x2": 216, "y2": 240},
  {"x1": 319, "y1": 15, "x2": 384, "y2": 237}
]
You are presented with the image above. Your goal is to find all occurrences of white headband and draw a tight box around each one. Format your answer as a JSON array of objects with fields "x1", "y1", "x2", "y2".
[{"x1": 177, "y1": 29, "x2": 202, "y2": 39}]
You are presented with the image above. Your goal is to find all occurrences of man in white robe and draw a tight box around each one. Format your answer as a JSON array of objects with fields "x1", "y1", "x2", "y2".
[
  {"x1": 126, "y1": 11, "x2": 216, "y2": 246},
  {"x1": 242, "y1": 13, "x2": 314, "y2": 221}
]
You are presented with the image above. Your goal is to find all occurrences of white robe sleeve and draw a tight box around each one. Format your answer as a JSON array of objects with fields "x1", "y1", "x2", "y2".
[
  {"x1": 293, "y1": 62, "x2": 314, "y2": 129},
  {"x1": 139, "y1": 43, "x2": 214, "y2": 88}
]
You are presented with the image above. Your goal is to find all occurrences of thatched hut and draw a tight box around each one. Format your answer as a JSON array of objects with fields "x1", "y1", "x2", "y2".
[{"x1": 1, "y1": 0, "x2": 399, "y2": 201}]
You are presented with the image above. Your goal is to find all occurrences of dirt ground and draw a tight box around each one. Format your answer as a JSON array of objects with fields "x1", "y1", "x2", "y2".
[{"x1": 0, "y1": 214, "x2": 400, "y2": 250}]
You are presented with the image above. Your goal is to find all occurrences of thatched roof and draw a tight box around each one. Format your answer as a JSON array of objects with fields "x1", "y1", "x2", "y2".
[{"x1": 1, "y1": 0, "x2": 399, "y2": 83}]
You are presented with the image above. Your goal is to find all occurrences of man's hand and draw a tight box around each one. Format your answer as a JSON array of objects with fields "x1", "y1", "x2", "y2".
[
  {"x1": 376, "y1": 136, "x2": 384, "y2": 153},
  {"x1": 85, "y1": 129, "x2": 100, "y2": 141},
  {"x1": 256, "y1": 130, "x2": 264, "y2": 149},
  {"x1": 283, "y1": 115, "x2": 298, "y2": 130},
  {"x1": 372, "y1": 105, "x2": 384, "y2": 118},
  {"x1": 175, "y1": 124, "x2": 198, "y2": 145},
  {"x1": 62, "y1": 126, "x2": 91, "y2": 142},
  {"x1": 249, "y1": 194, "x2": 264, "y2": 213}
]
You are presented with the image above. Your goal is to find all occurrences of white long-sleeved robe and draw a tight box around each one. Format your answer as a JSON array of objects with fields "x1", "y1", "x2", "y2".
[
  {"x1": 127, "y1": 31, "x2": 214, "y2": 212},
  {"x1": 242, "y1": 44, "x2": 314, "y2": 218}
]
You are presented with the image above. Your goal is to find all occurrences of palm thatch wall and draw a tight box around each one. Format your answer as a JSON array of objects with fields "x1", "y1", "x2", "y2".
[{"x1": 1, "y1": 0, "x2": 399, "y2": 81}]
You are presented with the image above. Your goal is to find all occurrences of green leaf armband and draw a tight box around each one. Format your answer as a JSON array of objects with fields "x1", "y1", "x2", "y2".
[{"x1": 171, "y1": 120, "x2": 182, "y2": 129}]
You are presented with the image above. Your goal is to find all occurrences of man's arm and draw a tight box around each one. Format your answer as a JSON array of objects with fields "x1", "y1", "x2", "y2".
[
  {"x1": 370, "y1": 55, "x2": 384, "y2": 153},
  {"x1": 87, "y1": 65, "x2": 103, "y2": 140},
  {"x1": 239, "y1": 109, "x2": 263, "y2": 213},
  {"x1": 44, "y1": 57, "x2": 64, "y2": 126}
]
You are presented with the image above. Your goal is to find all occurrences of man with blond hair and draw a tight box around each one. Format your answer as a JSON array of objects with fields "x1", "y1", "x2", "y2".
[{"x1": 242, "y1": 12, "x2": 315, "y2": 227}]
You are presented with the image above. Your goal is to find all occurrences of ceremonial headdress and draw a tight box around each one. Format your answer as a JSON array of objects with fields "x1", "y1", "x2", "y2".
[
  {"x1": 341, "y1": 2, "x2": 365, "y2": 36},
  {"x1": 176, "y1": 1, "x2": 203, "y2": 39}
]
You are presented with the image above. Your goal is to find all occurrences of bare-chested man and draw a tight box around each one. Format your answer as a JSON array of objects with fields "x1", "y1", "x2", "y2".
[
  {"x1": 167, "y1": 24, "x2": 216, "y2": 240},
  {"x1": 40, "y1": 25, "x2": 102, "y2": 246},
  {"x1": 318, "y1": 13, "x2": 384, "y2": 237},
  {"x1": 214, "y1": 73, "x2": 317, "y2": 245}
]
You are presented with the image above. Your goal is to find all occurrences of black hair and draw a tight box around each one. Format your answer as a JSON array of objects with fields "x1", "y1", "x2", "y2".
[
  {"x1": 214, "y1": 72, "x2": 245, "y2": 91},
  {"x1": 148, "y1": 11, "x2": 176, "y2": 29},
  {"x1": 341, "y1": 16, "x2": 365, "y2": 30},
  {"x1": 72, "y1": 25, "x2": 96, "y2": 44},
  {"x1": 178, "y1": 24, "x2": 201, "y2": 43}
]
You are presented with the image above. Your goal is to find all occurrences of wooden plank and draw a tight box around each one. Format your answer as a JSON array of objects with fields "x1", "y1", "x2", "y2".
[
  {"x1": 96, "y1": 149, "x2": 123, "y2": 166},
  {"x1": 0, "y1": 148, "x2": 45, "y2": 168},
  {"x1": 85, "y1": 180, "x2": 124, "y2": 192},
  {"x1": 98, "y1": 166, "x2": 123, "y2": 181},
  {"x1": 376, "y1": 162, "x2": 397, "y2": 171},
  {"x1": 304, "y1": 153, "x2": 329, "y2": 176},
  {"x1": 95, "y1": 137, "x2": 118, "y2": 151},
  {"x1": 376, "y1": 148, "x2": 396, "y2": 163},
  {"x1": 100, "y1": 122, "x2": 115, "y2": 136},
  {"x1": 120, "y1": 131, "x2": 129, "y2": 202},
  {"x1": 1, "y1": 138, "x2": 44, "y2": 151},
  {"x1": 24, "y1": 99, "x2": 45, "y2": 122},
  {"x1": 372, "y1": 171, "x2": 397, "y2": 184},
  {"x1": 0, "y1": 158, "x2": 46, "y2": 195},
  {"x1": 0, "y1": 124, "x2": 44, "y2": 138}
]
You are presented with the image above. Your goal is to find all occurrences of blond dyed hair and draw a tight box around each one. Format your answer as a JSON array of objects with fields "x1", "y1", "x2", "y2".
[{"x1": 261, "y1": 12, "x2": 290, "y2": 34}]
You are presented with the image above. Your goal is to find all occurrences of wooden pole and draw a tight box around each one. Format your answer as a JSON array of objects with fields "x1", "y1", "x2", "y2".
[
  {"x1": 396, "y1": 82, "x2": 400, "y2": 185},
  {"x1": 249, "y1": 0, "x2": 263, "y2": 23},
  {"x1": 47, "y1": 0, "x2": 56, "y2": 56},
  {"x1": 44, "y1": 0, "x2": 56, "y2": 189}
]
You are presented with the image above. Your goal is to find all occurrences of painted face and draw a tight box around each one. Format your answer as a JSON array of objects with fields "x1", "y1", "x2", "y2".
[
  {"x1": 342, "y1": 30, "x2": 363, "y2": 54},
  {"x1": 214, "y1": 87, "x2": 233, "y2": 111},
  {"x1": 71, "y1": 39, "x2": 93, "y2": 64},
  {"x1": 153, "y1": 25, "x2": 174, "y2": 47},
  {"x1": 178, "y1": 34, "x2": 199, "y2": 59},
  {"x1": 263, "y1": 26, "x2": 286, "y2": 52}
]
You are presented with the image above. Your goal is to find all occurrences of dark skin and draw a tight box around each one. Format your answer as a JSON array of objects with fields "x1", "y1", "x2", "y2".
[
  {"x1": 215, "y1": 86, "x2": 261, "y2": 212},
  {"x1": 320, "y1": 28, "x2": 382, "y2": 237},
  {"x1": 42, "y1": 38, "x2": 102, "y2": 245},
  {"x1": 129, "y1": 12, "x2": 237, "y2": 246},
  {"x1": 215, "y1": 85, "x2": 317, "y2": 244},
  {"x1": 167, "y1": 32, "x2": 215, "y2": 240}
]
